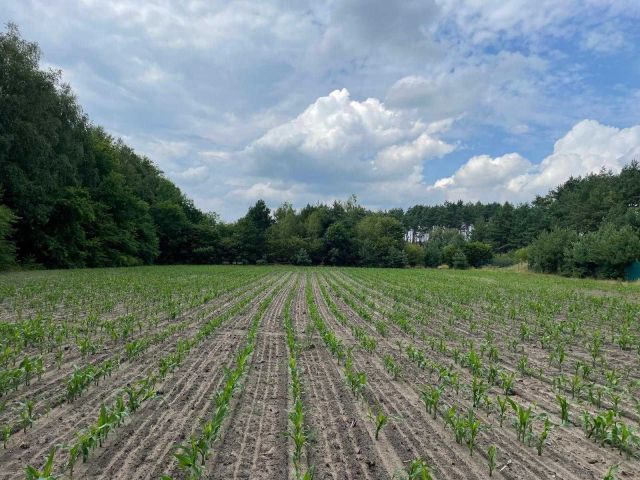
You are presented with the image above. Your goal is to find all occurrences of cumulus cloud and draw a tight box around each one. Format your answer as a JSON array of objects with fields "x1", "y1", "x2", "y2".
[
  {"x1": 431, "y1": 120, "x2": 640, "y2": 201},
  {"x1": 242, "y1": 88, "x2": 455, "y2": 184}
]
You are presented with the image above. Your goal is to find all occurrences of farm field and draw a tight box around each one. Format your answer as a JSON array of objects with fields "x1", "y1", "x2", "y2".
[{"x1": 0, "y1": 266, "x2": 638, "y2": 479}]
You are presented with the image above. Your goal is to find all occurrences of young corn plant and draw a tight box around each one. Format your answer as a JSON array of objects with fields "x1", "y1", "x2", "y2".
[
  {"x1": 288, "y1": 400, "x2": 309, "y2": 467},
  {"x1": 2, "y1": 425, "x2": 10, "y2": 449},
  {"x1": 508, "y1": 398, "x2": 533, "y2": 443},
  {"x1": 535, "y1": 416, "x2": 553, "y2": 456},
  {"x1": 496, "y1": 395, "x2": 509, "y2": 428},
  {"x1": 383, "y1": 354, "x2": 401, "y2": 380},
  {"x1": 373, "y1": 408, "x2": 388, "y2": 441},
  {"x1": 556, "y1": 395, "x2": 569, "y2": 425},
  {"x1": 396, "y1": 458, "x2": 434, "y2": 480},
  {"x1": 421, "y1": 385, "x2": 443, "y2": 420},
  {"x1": 173, "y1": 437, "x2": 204, "y2": 479},
  {"x1": 466, "y1": 409, "x2": 481, "y2": 456},
  {"x1": 487, "y1": 445, "x2": 497, "y2": 477},
  {"x1": 470, "y1": 376, "x2": 488, "y2": 408},
  {"x1": 25, "y1": 447, "x2": 57, "y2": 480},
  {"x1": 603, "y1": 464, "x2": 619, "y2": 480},
  {"x1": 19, "y1": 399, "x2": 35, "y2": 433},
  {"x1": 499, "y1": 370, "x2": 515, "y2": 396},
  {"x1": 346, "y1": 369, "x2": 367, "y2": 398}
]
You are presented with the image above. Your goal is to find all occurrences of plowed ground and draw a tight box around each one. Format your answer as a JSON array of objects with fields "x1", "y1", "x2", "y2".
[{"x1": 1, "y1": 268, "x2": 638, "y2": 480}]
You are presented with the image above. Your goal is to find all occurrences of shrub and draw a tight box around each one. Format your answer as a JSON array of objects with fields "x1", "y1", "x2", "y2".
[
  {"x1": 385, "y1": 246, "x2": 408, "y2": 268},
  {"x1": 424, "y1": 242, "x2": 443, "y2": 267},
  {"x1": 404, "y1": 243, "x2": 424, "y2": 267},
  {"x1": 462, "y1": 242, "x2": 493, "y2": 267},
  {"x1": 451, "y1": 250, "x2": 469, "y2": 269},
  {"x1": 563, "y1": 224, "x2": 640, "y2": 279},
  {"x1": 528, "y1": 228, "x2": 578, "y2": 273},
  {"x1": 294, "y1": 248, "x2": 312, "y2": 266},
  {"x1": 489, "y1": 253, "x2": 517, "y2": 268}
]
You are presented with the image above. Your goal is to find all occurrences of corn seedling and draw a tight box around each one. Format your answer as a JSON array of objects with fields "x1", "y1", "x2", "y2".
[
  {"x1": 603, "y1": 464, "x2": 619, "y2": 480},
  {"x1": 499, "y1": 370, "x2": 515, "y2": 395},
  {"x1": 383, "y1": 354, "x2": 401, "y2": 380},
  {"x1": 25, "y1": 447, "x2": 57, "y2": 480},
  {"x1": 174, "y1": 437, "x2": 204, "y2": 479},
  {"x1": 487, "y1": 445, "x2": 497, "y2": 477},
  {"x1": 508, "y1": 398, "x2": 533, "y2": 443},
  {"x1": 535, "y1": 416, "x2": 553, "y2": 456},
  {"x1": 373, "y1": 408, "x2": 388, "y2": 440},
  {"x1": 19, "y1": 399, "x2": 35, "y2": 433},
  {"x1": 466, "y1": 409, "x2": 481, "y2": 456},
  {"x1": 470, "y1": 376, "x2": 488, "y2": 408},
  {"x1": 2, "y1": 425, "x2": 9, "y2": 449},
  {"x1": 421, "y1": 385, "x2": 443, "y2": 419},
  {"x1": 396, "y1": 458, "x2": 434, "y2": 480},
  {"x1": 496, "y1": 396, "x2": 508, "y2": 427},
  {"x1": 556, "y1": 395, "x2": 569, "y2": 425}
]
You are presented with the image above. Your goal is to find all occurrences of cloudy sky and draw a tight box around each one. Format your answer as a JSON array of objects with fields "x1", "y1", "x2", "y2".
[{"x1": 3, "y1": 1, "x2": 640, "y2": 220}]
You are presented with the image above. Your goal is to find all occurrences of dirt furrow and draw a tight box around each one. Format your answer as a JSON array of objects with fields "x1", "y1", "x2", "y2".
[
  {"x1": 289, "y1": 275, "x2": 390, "y2": 480},
  {"x1": 205, "y1": 277, "x2": 292, "y2": 480}
]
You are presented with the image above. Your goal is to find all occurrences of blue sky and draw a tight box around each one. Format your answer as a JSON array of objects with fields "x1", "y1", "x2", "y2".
[{"x1": 3, "y1": 1, "x2": 640, "y2": 219}]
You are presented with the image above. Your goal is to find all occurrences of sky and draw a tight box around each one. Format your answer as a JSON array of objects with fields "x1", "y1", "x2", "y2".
[{"x1": 3, "y1": 1, "x2": 640, "y2": 220}]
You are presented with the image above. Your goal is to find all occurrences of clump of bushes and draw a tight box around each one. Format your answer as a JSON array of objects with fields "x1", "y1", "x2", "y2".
[{"x1": 528, "y1": 224, "x2": 640, "y2": 279}]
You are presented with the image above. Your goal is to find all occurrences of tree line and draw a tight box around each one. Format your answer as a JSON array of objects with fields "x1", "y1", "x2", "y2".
[{"x1": 1, "y1": 25, "x2": 639, "y2": 278}]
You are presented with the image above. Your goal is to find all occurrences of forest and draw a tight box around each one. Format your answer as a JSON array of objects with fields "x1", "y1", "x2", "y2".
[{"x1": 1, "y1": 25, "x2": 639, "y2": 278}]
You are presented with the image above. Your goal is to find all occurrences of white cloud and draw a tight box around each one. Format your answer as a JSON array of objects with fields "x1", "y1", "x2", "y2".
[
  {"x1": 243, "y1": 88, "x2": 455, "y2": 183},
  {"x1": 386, "y1": 52, "x2": 552, "y2": 130},
  {"x1": 431, "y1": 119, "x2": 640, "y2": 201},
  {"x1": 175, "y1": 165, "x2": 209, "y2": 182},
  {"x1": 582, "y1": 23, "x2": 628, "y2": 54},
  {"x1": 373, "y1": 132, "x2": 455, "y2": 176},
  {"x1": 434, "y1": 0, "x2": 640, "y2": 45}
]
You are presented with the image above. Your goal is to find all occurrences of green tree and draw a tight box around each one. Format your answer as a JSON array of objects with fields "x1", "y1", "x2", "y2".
[
  {"x1": 266, "y1": 203, "x2": 305, "y2": 263},
  {"x1": 404, "y1": 243, "x2": 424, "y2": 267},
  {"x1": 563, "y1": 224, "x2": 640, "y2": 279},
  {"x1": 294, "y1": 248, "x2": 312, "y2": 265},
  {"x1": 462, "y1": 242, "x2": 493, "y2": 268},
  {"x1": 235, "y1": 200, "x2": 272, "y2": 263},
  {"x1": 355, "y1": 214, "x2": 404, "y2": 266},
  {"x1": 424, "y1": 242, "x2": 443, "y2": 268},
  {"x1": 385, "y1": 246, "x2": 408, "y2": 268},
  {"x1": 325, "y1": 222, "x2": 353, "y2": 265},
  {"x1": 528, "y1": 228, "x2": 578, "y2": 274}
]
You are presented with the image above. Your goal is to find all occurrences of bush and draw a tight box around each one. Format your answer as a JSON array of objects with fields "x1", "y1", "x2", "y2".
[
  {"x1": 442, "y1": 244, "x2": 458, "y2": 267},
  {"x1": 528, "y1": 228, "x2": 578, "y2": 274},
  {"x1": 404, "y1": 243, "x2": 424, "y2": 267},
  {"x1": 514, "y1": 247, "x2": 528, "y2": 264},
  {"x1": 294, "y1": 248, "x2": 312, "y2": 266},
  {"x1": 385, "y1": 246, "x2": 408, "y2": 268},
  {"x1": 563, "y1": 224, "x2": 640, "y2": 279},
  {"x1": 489, "y1": 253, "x2": 518, "y2": 268},
  {"x1": 424, "y1": 242, "x2": 443, "y2": 268},
  {"x1": 451, "y1": 250, "x2": 469, "y2": 269},
  {"x1": 462, "y1": 242, "x2": 493, "y2": 268}
]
